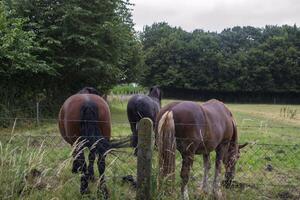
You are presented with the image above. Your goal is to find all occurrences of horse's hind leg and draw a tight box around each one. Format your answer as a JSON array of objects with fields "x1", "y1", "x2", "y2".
[
  {"x1": 199, "y1": 153, "x2": 211, "y2": 194},
  {"x1": 213, "y1": 145, "x2": 227, "y2": 200},
  {"x1": 180, "y1": 153, "x2": 194, "y2": 200},
  {"x1": 80, "y1": 150, "x2": 97, "y2": 194},
  {"x1": 72, "y1": 141, "x2": 87, "y2": 174},
  {"x1": 87, "y1": 150, "x2": 96, "y2": 181},
  {"x1": 97, "y1": 155, "x2": 109, "y2": 199}
]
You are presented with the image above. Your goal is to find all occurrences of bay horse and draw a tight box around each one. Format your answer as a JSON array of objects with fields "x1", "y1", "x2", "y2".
[
  {"x1": 127, "y1": 86, "x2": 162, "y2": 154},
  {"x1": 156, "y1": 99, "x2": 248, "y2": 200},
  {"x1": 58, "y1": 87, "x2": 114, "y2": 197}
]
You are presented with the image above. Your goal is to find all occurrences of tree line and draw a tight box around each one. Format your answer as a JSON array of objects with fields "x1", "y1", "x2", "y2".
[
  {"x1": 141, "y1": 22, "x2": 300, "y2": 93},
  {"x1": 0, "y1": 0, "x2": 299, "y2": 117}
]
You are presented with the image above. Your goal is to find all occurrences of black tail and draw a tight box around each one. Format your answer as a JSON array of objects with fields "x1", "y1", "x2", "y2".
[{"x1": 80, "y1": 101, "x2": 110, "y2": 154}]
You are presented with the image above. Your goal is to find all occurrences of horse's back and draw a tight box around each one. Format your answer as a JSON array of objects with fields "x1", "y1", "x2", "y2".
[
  {"x1": 202, "y1": 99, "x2": 232, "y2": 117},
  {"x1": 59, "y1": 94, "x2": 111, "y2": 145},
  {"x1": 171, "y1": 101, "x2": 206, "y2": 137},
  {"x1": 202, "y1": 99, "x2": 233, "y2": 129}
]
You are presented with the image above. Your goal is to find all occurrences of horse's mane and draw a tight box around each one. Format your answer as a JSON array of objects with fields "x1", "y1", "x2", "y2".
[
  {"x1": 148, "y1": 86, "x2": 162, "y2": 104},
  {"x1": 78, "y1": 87, "x2": 101, "y2": 96}
]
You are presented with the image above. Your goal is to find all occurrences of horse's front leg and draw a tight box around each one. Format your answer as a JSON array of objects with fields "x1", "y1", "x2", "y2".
[
  {"x1": 199, "y1": 153, "x2": 210, "y2": 194},
  {"x1": 97, "y1": 155, "x2": 109, "y2": 199},
  {"x1": 180, "y1": 153, "x2": 194, "y2": 200},
  {"x1": 213, "y1": 145, "x2": 226, "y2": 200}
]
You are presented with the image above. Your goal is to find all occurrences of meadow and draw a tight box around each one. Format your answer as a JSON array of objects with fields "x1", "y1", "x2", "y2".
[{"x1": 0, "y1": 97, "x2": 299, "y2": 199}]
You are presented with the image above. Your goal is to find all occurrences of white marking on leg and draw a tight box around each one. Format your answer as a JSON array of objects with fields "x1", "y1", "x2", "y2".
[
  {"x1": 182, "y1": 185, "x2": 189, "y2": 200},
  {"x1": 202, "y1": 154, "x2": 210, "y2": 192}
]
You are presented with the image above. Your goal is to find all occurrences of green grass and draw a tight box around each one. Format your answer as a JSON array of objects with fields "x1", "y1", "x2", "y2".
[
  {"x1": 0, "y1": 98, "x2": 299, "y2": 199},
  {"x1": 110, "y1": 83, "x2": 146, "y2": 95}
]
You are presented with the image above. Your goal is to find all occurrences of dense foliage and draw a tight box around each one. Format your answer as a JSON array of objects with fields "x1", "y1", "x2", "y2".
[
  {"x1": 1, "y1": 0, "x2": 300, "y2": 118},
  {"x1": 141, "y1": 23, "x2": 300, "y2": 92},
  {"x1": 0, "y1": 0, "x2": 142, "y2": 116}
]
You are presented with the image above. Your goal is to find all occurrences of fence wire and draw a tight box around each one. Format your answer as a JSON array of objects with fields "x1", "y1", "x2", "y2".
[
  {"x1": 0, "y1": 131, "x2": 299, "y2": 199},
  {"x1": 0, "y1": 112, "x2": 299, "y2": 199},
  {"x1": 0, "y1": 116, "x2": 299, "y2": 129}
]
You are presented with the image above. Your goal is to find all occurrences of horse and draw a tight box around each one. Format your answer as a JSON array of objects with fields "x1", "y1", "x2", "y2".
[
  {"x1": 58, "y1": 87, "x2": 114, "y2": 197},
  {"x1": 127, "y1": 86, "x2": 162, "y2": 154},
  {"x1": 156, "y1": 99, "x2": 248, "y2": 200}
]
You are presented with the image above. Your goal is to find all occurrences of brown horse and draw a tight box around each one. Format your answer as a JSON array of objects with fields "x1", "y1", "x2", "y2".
[
  {"x1": 58, "y1": 88, "x2": 111, "y2": 196},
  {"x1": 156, "y1": 99, "x2": 248, "y2": 200}
]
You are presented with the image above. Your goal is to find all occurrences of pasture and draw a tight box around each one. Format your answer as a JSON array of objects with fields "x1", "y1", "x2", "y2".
[{"x1": 0, "y1": 98, "x2": 299, "y2": 199}]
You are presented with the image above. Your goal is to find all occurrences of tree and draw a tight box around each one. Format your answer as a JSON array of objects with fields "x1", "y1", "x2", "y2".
[
  {"x1": 8, "y1": 0, "x2": 143, "y2": 94},
  {"x1": 0, "y1": 1, "x2": 50, "y2": 77},
  {"x1": 1, "y1": 0, "x2": 143, "y2": 117}
]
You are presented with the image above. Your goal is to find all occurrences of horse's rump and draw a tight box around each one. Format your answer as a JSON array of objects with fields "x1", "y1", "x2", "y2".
[
  {"x1": 127, "y1": 95, "x2": 159, "y2": 122},
  {"x1": 59, "y1": 94, "x2": 111, "y2": 145}
]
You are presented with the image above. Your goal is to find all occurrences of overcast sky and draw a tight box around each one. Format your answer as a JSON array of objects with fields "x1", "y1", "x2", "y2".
[{"x1": 130, "y1": 0, "x2": 300, "y2": 32}]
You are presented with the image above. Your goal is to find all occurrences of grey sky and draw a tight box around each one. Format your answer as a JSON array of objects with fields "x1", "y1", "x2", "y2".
[{"x1": 130, "y1": 0, "x2": 300, "y2": 32}]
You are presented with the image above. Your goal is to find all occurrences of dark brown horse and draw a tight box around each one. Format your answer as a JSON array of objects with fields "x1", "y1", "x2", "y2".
[
  {"x1": 156, "y1": 99, "x2": 248, "y2": 200},
  {"x1": 127, "y1": 86, "x2": 162, "y2": 154},
  {"x1": 58, "y1": 88, "x2": 111, "y2": 196}
]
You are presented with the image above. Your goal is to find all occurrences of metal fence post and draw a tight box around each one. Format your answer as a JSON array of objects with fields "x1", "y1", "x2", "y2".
[{"x1": 136, "y1": 118, "x2": 154, "y2": 200}]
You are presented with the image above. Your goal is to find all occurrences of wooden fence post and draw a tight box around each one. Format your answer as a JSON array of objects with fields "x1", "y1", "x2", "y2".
[{"x1": 136, "y1": 118, "x2": 154, "y2": 200}]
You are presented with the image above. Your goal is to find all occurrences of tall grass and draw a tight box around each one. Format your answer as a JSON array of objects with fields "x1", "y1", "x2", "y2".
[{"x1": 0, "y1": 100, "x2": 300, "y2": 199}]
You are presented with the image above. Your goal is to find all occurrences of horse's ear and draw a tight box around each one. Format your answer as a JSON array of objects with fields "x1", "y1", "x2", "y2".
[{"x1": 238, "y1": 142, "x2": 248, "y2": 149}]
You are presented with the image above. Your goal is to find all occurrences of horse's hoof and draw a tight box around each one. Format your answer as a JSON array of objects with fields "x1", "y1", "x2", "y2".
[
  {"x1": 89, "y1": 175, "x2": 96, "y2": 182},
  {"x1": 98, "y1": 186, "x2": 109, "y2": 200},
  {"x1": 122, "y1": 175, "x2": 137, "y2": 188},
  {"x1": 197, "y1": 183, "x2": 209, "y2": 195},
  {"x1": 133, "y1": 148, "x2": 138, "y2": 156},
  {"x1": 80, "y1": 187, "x2": 90, "y2": 195},
  {"x1": 72, "y1": 167, "x2": 79, "y2": 173},
  {"x1": 213, "y1": 189, "x2": 225, "y2": 200}
]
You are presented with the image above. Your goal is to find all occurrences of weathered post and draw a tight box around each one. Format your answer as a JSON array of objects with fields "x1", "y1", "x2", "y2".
[{"x1": 136, "y1": 118, "x2": 154, "y2": 200}]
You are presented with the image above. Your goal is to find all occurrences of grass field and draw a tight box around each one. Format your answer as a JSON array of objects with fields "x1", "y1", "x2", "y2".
[{"x1": 0, "y1": 98, "x2": 299, "y2": 199}]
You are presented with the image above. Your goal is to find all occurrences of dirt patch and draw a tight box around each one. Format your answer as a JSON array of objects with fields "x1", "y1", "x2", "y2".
[{"x1": 277, "y1": 191, "x2": 296, "y2": 200}]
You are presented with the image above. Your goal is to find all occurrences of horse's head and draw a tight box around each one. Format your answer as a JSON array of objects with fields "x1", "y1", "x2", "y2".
[
  {"x1": 148, "y1": 86, "x2": 162, "y2": 106},
  {"x1": 223, "y1": 142, "x2": 248, "y2": 187}
]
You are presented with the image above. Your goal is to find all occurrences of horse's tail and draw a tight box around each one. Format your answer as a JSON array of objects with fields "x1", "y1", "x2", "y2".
[
  {"x1": 79, "y1": 101, "x2": 109, "y2": 154},
  {"x1": 157, "y1": 110, "x2": 176, "y2": 186}
]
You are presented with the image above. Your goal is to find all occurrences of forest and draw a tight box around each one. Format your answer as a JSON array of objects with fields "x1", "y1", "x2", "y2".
[{"x1": 1, "y1": 0, "x2": 300, "y2": 113}]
